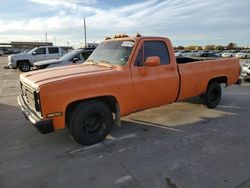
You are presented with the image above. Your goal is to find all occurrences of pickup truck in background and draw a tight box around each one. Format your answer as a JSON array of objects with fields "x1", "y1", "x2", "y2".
[
  {"x1": 8, "y1": 46, "x2": 63, "y2": 72},
  {"x1": 17, "y1": 34, "x2": 241, "y2": 145},
  {"x1": 33, "y1": 48, "x2": 95, "y2": 69}
]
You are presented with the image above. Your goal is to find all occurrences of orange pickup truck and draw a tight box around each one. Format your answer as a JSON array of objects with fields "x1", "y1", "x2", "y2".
[{"x1": 17, "y1": 34, "x2": 241, "y2": 145}]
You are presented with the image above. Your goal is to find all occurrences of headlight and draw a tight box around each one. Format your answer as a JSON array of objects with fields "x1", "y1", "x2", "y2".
[{"x1": 34, "y1": 90, "x2": 41, "y2": 112}]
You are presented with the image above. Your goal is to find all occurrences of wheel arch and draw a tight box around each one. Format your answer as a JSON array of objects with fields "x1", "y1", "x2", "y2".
[
  {"x1": 65, "y1": 95, "x2": 121, "y2": 128},
  {"x1": 17, "y1": 59, "x2": 31, "y2": 67},
  {"x1": 207, "y1": 76, "x2": 228, "y2": 88}
]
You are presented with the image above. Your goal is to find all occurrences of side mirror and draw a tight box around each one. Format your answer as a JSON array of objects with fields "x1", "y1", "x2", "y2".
[
  {"x1": 73, "y1": 57, "x2": 79, "y2": 63},
  {"x1": 145, "y1": 56, "x2": 160, "y2": 66},
  {"x1": 32, "y1": 51, "x2": 37, "y2": 55}
]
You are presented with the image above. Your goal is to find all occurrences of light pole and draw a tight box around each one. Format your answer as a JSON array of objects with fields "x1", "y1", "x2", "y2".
[{"x1": 84, "y1": 17, "x2": 87, "y2": 48}]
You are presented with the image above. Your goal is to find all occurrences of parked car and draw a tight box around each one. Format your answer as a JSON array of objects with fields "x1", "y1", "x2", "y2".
[
  {"x1": 235, "y1": 50, "x2": 250, "y2": 59},
  {"x1": 17, "y1": 34, "x2": 241, "y2": 145},
  {"x1": 241, "y1": 60, "x2": 250, "y2": 81},
  {"x1": 175, "y1": 50, "x2": 191, "y2": 57},
  {"x1": 221, "y1": 50, "x2": 238, "y2": 58},
  {"x1": 0, "y1": 50, "x2": 4, "y2": 56},
  {"x1": 193, "y1": 52, "x2": 218, "y2": 58},
  {"x1": 213, "y1": 50, "x2": 223, "y2": 57},
  {"x1": 33, "y1": 48, "x2": 95, "y2": 69},
  {"x1": 7, "y1": 46, "x2": 63, "y2": 72}
]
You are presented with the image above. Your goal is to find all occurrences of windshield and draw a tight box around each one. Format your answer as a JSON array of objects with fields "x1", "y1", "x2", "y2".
[
  {"x1": 86, "y1": 40, "x2": 134, "y2": 66},
  {"x1": 59, "y1": 50, "x2": 78, "y2": 61},
  {"x1": 27, "y1": 47, "x2": 38, "y2": 54}
]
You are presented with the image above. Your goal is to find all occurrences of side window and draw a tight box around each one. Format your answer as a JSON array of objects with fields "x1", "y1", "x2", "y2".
[
  {"x1": 134, "y1": 47, "x2": 143, "y2": 66},
  {"x1": 144, "y1": 41, "x2": 170, "y2": 65},
  {"x1": 73, "y1": 53, "x2": 81, "y2": 60},
  {"x1": 82, "y1": 51, "x2": 92, "y2": 60},
  {"x1": 35, "y1": 48, "x2": 46, "y2": 55},
  {"x1": 48, "y1": 47, "x2": 59, "y2": 54}
]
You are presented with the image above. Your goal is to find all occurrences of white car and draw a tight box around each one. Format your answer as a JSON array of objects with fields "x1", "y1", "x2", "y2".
[
  {"x1": 241, "y1": 60, "x2": 250, "y2": 81},
  {"x1": 235, "y1": 50, "x2": 250, "y2": 59},
  {"x1": 221, "y1": 50, "x2": 238, "y2": 58},
  {"x1": 174, "y1": 50, "x2": 191, "y2": 57},
  {"x1": 7, "y1": 46, "x2": 63, "y2": 72},
  {"x1": 33, "y1": 48, "x2": 94, "y2": 69}
]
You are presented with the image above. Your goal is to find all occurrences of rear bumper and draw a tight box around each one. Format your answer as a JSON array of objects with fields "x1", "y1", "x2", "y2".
[{"x1": 17, "y1": 95, "x2": 54, "y2": 134}]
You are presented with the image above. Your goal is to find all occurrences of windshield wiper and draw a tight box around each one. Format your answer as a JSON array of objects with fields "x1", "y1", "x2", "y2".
[{"x1": 98, "y1": 60, "x2": 114, "y2": 67}]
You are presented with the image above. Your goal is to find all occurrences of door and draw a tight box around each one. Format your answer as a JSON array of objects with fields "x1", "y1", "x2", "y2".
[
  {"x1": 31, "y1": 47, "x2": 47, "y2": 63},
  {"x1": 48, "y1": 47, "x2": 60, "y2": 59},
  {"x1": 131, "y1": 40, "x2": 179, "y2": 111}
]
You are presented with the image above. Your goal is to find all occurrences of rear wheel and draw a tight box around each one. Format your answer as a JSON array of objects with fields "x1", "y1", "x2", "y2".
[
  {"x1": 18, "y1": 61, "x2": 31, "y2": 72},
  {"x1": 200, "y1": 81, "x2": 221, "y2": 108},
  {"x1": 69, "y1": 101, "x2": 113, "y2": 145}
]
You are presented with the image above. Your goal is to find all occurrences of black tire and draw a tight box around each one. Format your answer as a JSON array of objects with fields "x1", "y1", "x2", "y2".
[
  {"x1": 18, "y1": 61, "x2": 31, "y2": 72},
  {"x1": 69, "y1": 101, "x2": 113, "y2": 145},
  {"x1": 244, "y1": 78, "x2": 250, "y2": 82},
  {"x1": 200, "y1": 81, "x2": 221, "y2": 108}
]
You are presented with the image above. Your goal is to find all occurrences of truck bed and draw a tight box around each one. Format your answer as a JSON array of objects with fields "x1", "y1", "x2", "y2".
[{"x1": 177, "y1": 58, "x2": 240, "y2": 101}]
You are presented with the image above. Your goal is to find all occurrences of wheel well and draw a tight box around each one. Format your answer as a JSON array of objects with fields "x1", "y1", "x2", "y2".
[
  {"x1": 208, "y1": 76, "x2": 228, "y2": 87},
  {"x1": 17, "y1": 60, "x2": 30, "y2": 67},
  {"x1": 65, "y1": 96, "x2": 119, "y2": 127}
]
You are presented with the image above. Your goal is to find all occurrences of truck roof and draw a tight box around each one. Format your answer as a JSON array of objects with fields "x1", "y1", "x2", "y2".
[
  {"x1": 104, "y1": 34, "x2": 170, "y2": 43},
  {"x1": 38, "y1": 46, "x2": 61, "y2": 48}
]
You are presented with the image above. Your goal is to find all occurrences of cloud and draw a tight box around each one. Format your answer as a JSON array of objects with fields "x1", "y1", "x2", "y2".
[
  {"x1": 0, "y1": 0, "x2": 250, "y2": 47},
  {"x1": 28, "y1": 0, "x2": 97, "y2": 7}
]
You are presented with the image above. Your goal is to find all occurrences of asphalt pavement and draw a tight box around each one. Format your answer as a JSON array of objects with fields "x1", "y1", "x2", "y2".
[{"x1": 0, "y1": 56, "x2": 250, "y2": 188}]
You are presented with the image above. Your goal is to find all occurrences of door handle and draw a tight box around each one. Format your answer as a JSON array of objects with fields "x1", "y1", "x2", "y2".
[{"x1": 165, "y1": 67, "x2": 174, "y2": 70}]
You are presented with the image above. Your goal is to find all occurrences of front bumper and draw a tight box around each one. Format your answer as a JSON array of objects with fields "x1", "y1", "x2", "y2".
[
  {"x1": 17, "y1": 95, "x2": 54, "y2": 134},
  {"x1": 8, "y1": 61, "x2": 17, "y2": 69}
]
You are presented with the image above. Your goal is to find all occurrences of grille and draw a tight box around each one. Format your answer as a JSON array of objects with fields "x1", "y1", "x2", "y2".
[{"x1": 21, "y1": 83, "x2": 36, "y2": 110}]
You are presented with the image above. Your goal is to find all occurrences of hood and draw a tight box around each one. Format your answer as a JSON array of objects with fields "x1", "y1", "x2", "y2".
[
  {"x1": 9, "y1": 53, "x2": 28, "y2": 60},
  {"x1": 34, "y1": 59, "x2": 62, "y2": 66},
  {"x1": 20, "y1": 63, "x2": 115, "y2": 89}
]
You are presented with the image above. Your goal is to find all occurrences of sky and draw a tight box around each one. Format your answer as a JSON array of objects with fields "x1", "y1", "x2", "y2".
[{"x1": 0, "y1": 0, "x2": 250, "y2": 48}]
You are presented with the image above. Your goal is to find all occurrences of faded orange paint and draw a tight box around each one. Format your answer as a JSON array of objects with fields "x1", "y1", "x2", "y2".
[{"x1": 19, "y1": 36, "x2": 241, "y2": 130}]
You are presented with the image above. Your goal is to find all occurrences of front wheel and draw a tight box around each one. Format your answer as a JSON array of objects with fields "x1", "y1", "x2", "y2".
[
  {"x1": 18, "y1": 61, "x2": 31, "y2": 72},
  {"x1": 244, "y1": 78, "x2": 250, "y2": 82},
  {"x1": 69, "y1": 101, "x2": 113, "y2": 145},
  {"x1": 200, "y1": 81, "x2": 221, "y2": 108}
]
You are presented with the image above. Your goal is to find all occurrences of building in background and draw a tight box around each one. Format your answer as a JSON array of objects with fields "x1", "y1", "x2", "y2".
[
  {"x1": 0, "y1": 41, "x2": 74, "y2": 54},
  {"x1": 0, "y1": 41, "x2": 53, "y2": 54}
]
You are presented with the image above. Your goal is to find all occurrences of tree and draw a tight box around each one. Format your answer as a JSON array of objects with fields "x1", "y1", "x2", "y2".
[
  {"x1": 204, "y1": 45, "x2": 215, "y2": 50},
  {"x1": 176, "y1": 45, "x2": 184, "y2": 50},
  {"x1": 186, "y1": 45, "x2": 197, "y2": 50},
  {"x1": 226, "y1": 42, "x2": 237, "y2": 50},
  {"x1": 215, "y1": 45, "x2": 225, "y2": 50}
]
